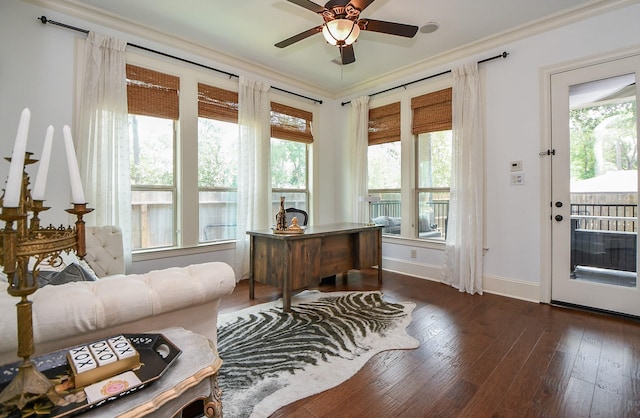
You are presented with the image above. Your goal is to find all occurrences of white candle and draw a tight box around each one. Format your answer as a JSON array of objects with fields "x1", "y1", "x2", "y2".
[
  {"x1": 4, "y1": 108, "x2": 31, "y2": 207},
  {"x1": 32, "y1": 125, "x2": 54, "y2": 201},
  {"x1": 63, "y1": 125, "x2": 85, "y2": 204}
]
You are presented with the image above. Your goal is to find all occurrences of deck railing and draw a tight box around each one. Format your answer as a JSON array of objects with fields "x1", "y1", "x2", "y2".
[
  {"x1": 370, "y1": 200, "x2": 449, "y2": 238},
  {"x1": 570, "y1": 203, "x2": 637, "y2": 232},
  {"x1": 570, "y1": 203, "x2": 638, "y2": 273}
]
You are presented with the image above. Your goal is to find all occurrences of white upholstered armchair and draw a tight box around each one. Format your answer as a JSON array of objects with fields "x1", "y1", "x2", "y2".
[
  {"x1": 0, "y1": 226, "x2": 236, "y2": 365},
  {"x1": 83, "y1": 225, "x2": 126, "y2": 277}
]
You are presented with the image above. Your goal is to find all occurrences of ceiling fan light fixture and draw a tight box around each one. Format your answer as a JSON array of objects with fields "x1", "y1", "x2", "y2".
[{"x1": 322, "y1": 19, "x2": 360, "y2": 46}]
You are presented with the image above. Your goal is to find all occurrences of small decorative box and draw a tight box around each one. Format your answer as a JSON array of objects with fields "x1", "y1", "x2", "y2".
[{"x1": 67, "y1": 335, "x2": 140, "y2": 388}]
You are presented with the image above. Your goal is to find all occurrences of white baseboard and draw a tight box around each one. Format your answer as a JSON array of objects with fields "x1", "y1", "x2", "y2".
[{"x1": 382, "y1": 257, "x2": 541, "y2": 303}]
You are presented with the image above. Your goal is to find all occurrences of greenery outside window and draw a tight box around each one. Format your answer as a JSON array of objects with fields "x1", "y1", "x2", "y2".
[
  {"x1": 412, "y1": 88, "x2": 452, "y2": 241},
  {"x1": 270, "y1": 102, "x2": 313, "y2": 222},
  {"x1": 127, "y1": 64, "x2": 178, "y2": 250},
  {"x1": 417, "y1": 131, "x2": 451, "y2": 240},
  {"x1": 368, "y1": 102, "x2": 401, "y2": 231},
  {"x1": 198, "y1": 83, "x2": 239, "y2": 242}
]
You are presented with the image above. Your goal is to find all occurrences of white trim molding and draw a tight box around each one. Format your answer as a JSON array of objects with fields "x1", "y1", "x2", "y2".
[{"x1": 382, "y1": 256, "x2": 541, "y2": 303}]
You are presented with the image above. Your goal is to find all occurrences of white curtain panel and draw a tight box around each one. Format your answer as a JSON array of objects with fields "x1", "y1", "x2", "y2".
[
  {"x1": 350, "y1": 96, "x2": 370, "y2": 223},
  {"x1": 234, "y1": 76, "x2": 271, "y2": 281},
  {"x1": 441, "y1": 63, "x2": 485, "y2": 294},
  {"x1": 76, "y1": 32, "x2": 132, "y2": 269}
]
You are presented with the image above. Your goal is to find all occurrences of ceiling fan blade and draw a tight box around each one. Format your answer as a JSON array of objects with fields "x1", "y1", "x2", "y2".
[
  {"x1": 359, "y1": 19, "x2": 419, "y2": 38},
  {"x1": 286, "y1": 0, "x2": 328, "y2": 14},
  {"x1": 341, "y1": 45, "x2": 356, "y2": 65},
  {"x1": 347, "y1": 0, "x2": 375, "y2": 12},
  {"x1": 275, "y1": 26, "x2": 323, "y2": 48}
]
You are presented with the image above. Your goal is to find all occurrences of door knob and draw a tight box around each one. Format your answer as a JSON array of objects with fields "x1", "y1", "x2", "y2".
[{"x1": 555, "y1": 215, "x2": 563, "y2": 221}]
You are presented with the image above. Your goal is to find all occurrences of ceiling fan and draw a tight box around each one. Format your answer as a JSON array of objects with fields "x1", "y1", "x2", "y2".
[{"x1": 275, "y1": 0, "x2": 419, "y2": 65}]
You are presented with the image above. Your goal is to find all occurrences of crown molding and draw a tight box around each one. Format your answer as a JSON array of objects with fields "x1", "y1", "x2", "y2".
[
  {"x1": 23, "y1": 0, "x2": 332, "y2": 100},
  {"x1": 23, "y1": 0, "x2": 638, "y2": 102},
  {"x1": 337, "y1": 0, "x2": 638, "y2": 100}
]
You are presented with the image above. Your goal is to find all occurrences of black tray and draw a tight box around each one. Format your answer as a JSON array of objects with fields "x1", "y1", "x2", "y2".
[{"x1": 0, "y1": 333, "x2": 181, "y2": 417}]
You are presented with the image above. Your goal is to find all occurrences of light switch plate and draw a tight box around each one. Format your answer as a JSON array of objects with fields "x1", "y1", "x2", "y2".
[
  {"x1": 511, "y1": 173, "x2": 525, "y2": 185},
  {"x1": 510, "y1": 161, "x2": 522, "y2": 171}
]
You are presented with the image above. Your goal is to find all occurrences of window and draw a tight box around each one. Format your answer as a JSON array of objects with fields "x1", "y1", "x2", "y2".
[
  {"x1": 198, "y1": 83, "x2": 239, "y2": 242},
  {"x1": 368, "y1": 102, "x2": 401, "y2": 231},
  {"x1": 126, "y1": 60, "x2": 314, "y2": 252},
  {"x1": 270, "y1": 102, "x2": 313, "y2": 221},
  {"x1": 412, "y1": 88, "x2": 452, "y2": 240},
  {"x1": 127, "y1": 64, "x2": 178, "y2": 250}
]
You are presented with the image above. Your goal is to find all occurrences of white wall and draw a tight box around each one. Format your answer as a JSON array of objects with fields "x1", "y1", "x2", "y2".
[
  {"x1": 0, "y1": 0, "x2": 343, "y2": 274},
  {"x1": 365, "y1": 2, "x2": 640, "y2": 301},
  {"x1": 2, "y1": 0, "x2": 640, "y2": 298},
  {"x1": 1, "y1": 0, "x2": 77, "y2": 225}
]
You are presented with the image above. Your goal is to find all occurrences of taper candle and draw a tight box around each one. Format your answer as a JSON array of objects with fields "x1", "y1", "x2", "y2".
[
  {"x1": 32, "y1": 125, "x2": 54, "y2": 201},
  {"x1": 4, "y1": 108, "x2": 31, "y2": 207},
  {"x1": 62, "y1": 125, "x2": 85, "y2": 204}
]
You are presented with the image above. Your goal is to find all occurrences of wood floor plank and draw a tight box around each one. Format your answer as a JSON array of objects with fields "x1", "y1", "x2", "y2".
[
  {"x1": 558, "y1": 376, "x2": 594, "y2": 418},
  {"x1": 526, "y1": 351, "x2": 576, "y2": 418},
  {"x1": 590, "y1": 385, "x2": 625, "y2": 418},
  {"x1": 217, "y1": 269, "x2": 640, "y2": 418},
  {"x1": 497, "y1": 327, "x2": 562, "y2": 417},
  {"x1": 572, "y1": 335, "x2": 602, "y2": 384},
  {"x1": 622, "y1": 376, "x2": 640, "y2": 417}
]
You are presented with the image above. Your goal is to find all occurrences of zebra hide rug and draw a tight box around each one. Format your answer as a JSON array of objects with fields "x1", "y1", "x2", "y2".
[{"x1": 216, "y1": 290, "x2": 419, "y2": 418}]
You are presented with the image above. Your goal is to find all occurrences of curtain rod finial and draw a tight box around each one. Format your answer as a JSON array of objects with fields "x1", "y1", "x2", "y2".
[{"x1": 38, "y1": 16, "x2": 48, "y2": 25}]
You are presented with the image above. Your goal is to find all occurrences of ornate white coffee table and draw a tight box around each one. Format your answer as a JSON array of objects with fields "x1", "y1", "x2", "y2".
[{"x1": 82, "y1": 327, "x2": 222, "y2": 418}]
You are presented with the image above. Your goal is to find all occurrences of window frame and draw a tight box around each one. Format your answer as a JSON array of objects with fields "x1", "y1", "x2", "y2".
[
  {"x1": 365, "y1": 82, "x2": 453, "y2": 244},
  {"x1": 126, "y1": 64, "x2": 180, "y2": 250},
  {"x1": 411, "y1": 87, "x2": 452, "y2": 242},
  {"x1": 122, "y1": 51, "x2": 318, "y2": 259},
  {"x1": 271, "y1": 138, "x2": 310, "y2": 220},
  {"x1": 414, "y1": 131, "x2": 451, "y2": 241},
  {"x1": 197, "y1": 83, "x2": 239, "y2": 244},
  {"x1": 270, "y1": 100, "x2": 314, "y2": 222},
  {"x1": 367, "y1": 102, "x2": 402, "y2": 233}
]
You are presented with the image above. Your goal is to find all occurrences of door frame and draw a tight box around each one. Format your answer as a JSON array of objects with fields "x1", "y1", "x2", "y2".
[{"x1": 540, "y1": 45, "x2": 640, "y2": 304}]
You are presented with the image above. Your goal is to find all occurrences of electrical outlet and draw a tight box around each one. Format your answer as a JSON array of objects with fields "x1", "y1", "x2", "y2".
[
  {"x1": 410, "y1": 249, "x2": 417, "y2": 258},
  {"x1": 510, "y1": 160, "x2": 522, "y2": 171},
  {"x1": 511, "y1": 173, "x2": 525, "y2": 185}
]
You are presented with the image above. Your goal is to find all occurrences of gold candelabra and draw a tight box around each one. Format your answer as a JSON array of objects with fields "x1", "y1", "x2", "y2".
[{"x1": 0, "y1": 152, "x2": 93, "y2": 410}]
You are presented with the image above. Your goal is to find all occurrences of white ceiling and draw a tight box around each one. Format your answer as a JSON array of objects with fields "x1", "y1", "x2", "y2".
[{"x1": 58, "y1": 0, "x2": 615, "y2": 95}]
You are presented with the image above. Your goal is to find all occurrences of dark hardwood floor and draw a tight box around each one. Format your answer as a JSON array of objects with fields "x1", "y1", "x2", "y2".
[{"x1": 217, "y1": 269, "x2": 640, "y2": 418}]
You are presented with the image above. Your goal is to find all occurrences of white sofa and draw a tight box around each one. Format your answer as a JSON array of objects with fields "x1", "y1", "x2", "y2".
[{"x1": 0, "y1": 226, "x2": 236, "y2": 365}]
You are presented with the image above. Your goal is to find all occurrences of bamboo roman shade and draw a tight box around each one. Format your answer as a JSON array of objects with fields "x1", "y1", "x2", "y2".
[
  {"x1": 270, "y1": 102, "x2": 314, "y2": 144},
  {"x1": 198, "y1": 83, "x2": 239, "y2": 123},
  {"x1": 126, "y1": 64, "x2": 179, "y2": 120},
  {"x1": 368, "y1": 102, "x2": 400, "y2": 145},
  {"x1": 411, "y1": 87, "x2": 452, "y2": 135}
]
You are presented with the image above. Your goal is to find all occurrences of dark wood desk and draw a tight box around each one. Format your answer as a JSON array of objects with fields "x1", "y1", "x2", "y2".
[{"x1": 247, "y1": 223, "x2": 382, "y2": 311}]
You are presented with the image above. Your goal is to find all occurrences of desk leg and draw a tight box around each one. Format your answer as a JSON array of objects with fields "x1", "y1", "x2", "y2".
[
  {"x1": 282, "y1": 242, "x2": 291, "y2": 312},
  {"x1": 377, "y1": 229, "x2": 383, "y2": 285},
  {"x1": 249, "y1": 236, "x2": 255, "y2": 300},
  {"x1": 283, "y1": 291, "x2": 291, "y2": 312},
  {"x1": 282, "y1": 273, "x2": 291, "y2": 312}
]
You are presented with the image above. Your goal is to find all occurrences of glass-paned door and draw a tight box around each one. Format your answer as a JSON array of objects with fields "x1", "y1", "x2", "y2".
[{"x1": 550, "y1": 54, "x2": 640, "y2": 316}]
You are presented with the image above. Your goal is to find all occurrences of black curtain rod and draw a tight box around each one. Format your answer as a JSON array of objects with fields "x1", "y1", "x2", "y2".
[
  {"x1": 340, "y1": 51, "x2": 509, "y2": 106},
  {"x1": 38, "y1": 16, "x2": 323, "y2": 105}
]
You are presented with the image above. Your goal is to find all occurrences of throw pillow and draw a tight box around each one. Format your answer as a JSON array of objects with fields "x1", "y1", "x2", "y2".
[
  {"x1": 372, "y1": 216, "x2": 390, "y2": 226},
  {"x1": 35, "y1": 263, "x2": 97, "y2": 288},
  {"x1": 29, "y1": 251, "x2": 100, "y2": 281},
  {"x1": 388, "y1": 217, "x2": 402, "y2": 226}
]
